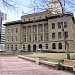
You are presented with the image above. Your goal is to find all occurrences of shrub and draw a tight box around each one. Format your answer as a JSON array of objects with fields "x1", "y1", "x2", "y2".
[{"x1": 41, "y1": 50, "x2": 66, "y2": 53}]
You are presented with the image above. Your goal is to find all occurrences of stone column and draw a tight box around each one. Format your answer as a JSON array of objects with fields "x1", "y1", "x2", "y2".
[
  {"x1": 31, "y1": 26, "x2": 33, "y2": 42},
  {"x1": 37, "y1": 25, "x2": 39, "y2": 41},
  {"x1": 43, "y1": 24, "x2": 44, "y2": 41},
  {"x1": 26, "y1": 26, "x2": 28, "y2": 42}
]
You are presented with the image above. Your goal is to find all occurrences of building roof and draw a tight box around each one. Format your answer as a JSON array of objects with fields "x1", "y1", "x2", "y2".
[{"x1": 4, "y1": 12, "x2": 75, "y2": 26}]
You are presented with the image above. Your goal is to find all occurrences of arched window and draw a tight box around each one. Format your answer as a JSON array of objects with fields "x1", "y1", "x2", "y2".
[
  {"x1": 58, "y1": 43, "x2": 62, "y2": 49},
  {"x1": 52, "y1": 43, "x2": 56, "y2": 49},
  {"x1": 39, "y1": 44, "x2": 42, "y2": 49}
]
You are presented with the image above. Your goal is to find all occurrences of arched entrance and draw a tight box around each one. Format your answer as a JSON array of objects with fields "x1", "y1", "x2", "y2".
[
  {"x1": 52, "y1": 43, "x2": 56, "y2": 49},
  {"x1": 28, "y1": 45, "x2": 31, "y2": 52},
  {"x1": 39, "y1": 44, "x2": 42, "y2": 49},
  {"x1": 33, "y1": 44, "x2": 36, "y2": 52}
]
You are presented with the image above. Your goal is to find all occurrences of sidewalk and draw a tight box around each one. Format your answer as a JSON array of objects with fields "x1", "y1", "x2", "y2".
[{"x1": 0, "y1": 56, "x2": 73, "y2": 75}]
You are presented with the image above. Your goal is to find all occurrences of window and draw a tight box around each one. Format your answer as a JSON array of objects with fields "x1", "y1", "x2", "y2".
[
  {"x1": 30, "y1": 36, "x2": 31, "y2": 41},
  {"x1": 41, "y1": 35, "x2": 43, "y2": 41},
  {"x1": 12, "y1": 28, "x2": 13, "y2": 31},
  {"x1": 58, "y1": 22, "x2": 61, "y2": 29},
  {"x1": 16, "y1": 28, "x2": 18, "y2": 33},
  {"x1": 34, "y1": 35, "x2": 37, "y2": 41},
  {"x1": 46, "y1": 44, "x2": 48, "y2": 49},
  {"x1": 45, "y1": 33, "x2": 49, "y2": 41},
  {"x1": 29, "y1": 18, "x2": 30, "y2": 20},
  {"x1": 52, "y1": 43, "x2": 56, "y2": 49},
  {"x1": 7, "y1": 45, "x2": 9, "y2": 50},
  {"x1": 12, "y1": 36, "x2": 13, "y2": 41},
  {"x1": 44, "y1": 23, "x2": 48, "y2": 32},
  {"x1": 64, "y1": 22, "x2": 68, "y2": 28},
  {"x1": 52, "y1": 33, "x2": 55, "y2": 39},
  {"x1": 58, "y1": 32, "x2": 62, "y2": 38},
  {"x1": 33, "y1": 25, "x2": 37, "y2": 32},
  {"x1": 64, "y1": 32, "x2": 68, "y2": 38},
  {"x1": 24, "y1": 19, "x2": 25, "y2": 21},
  {"x1": 28, "y1": 27, "x2": 31, "y2": 33},
  {"x1": 34, "y1": 18, "x2": 35, "y2": 19},
  {"x1": 39, "y1": 24, "x2": 43, "y2": 32},
  {"x1": 58, "y1": 43, "x2": 62, "y2": 49},
  {"x1": 23, "y1": 26, "x2": 26, "y2": 33},
  {"x1": 15, "y1": 45, "x2": 17, "y2": 50},
  {"x1": 24, "y1": 35, "x2": 26, "y2": 42},
  {"x1": 8, "y1": 29, "x2": 9, "y2": 33},
  {"x1": 11, "y1": 45, "x2": 13, "y2": 50},
  {"x1": 52, "y1": 23, "x2": 55, "y2": 29},
  {"x1": 15, "y1": 36, "x2": 17, "y2": 41},
  {"x1": 23, "y1": 45, "x2": 25, "y2": 50}
]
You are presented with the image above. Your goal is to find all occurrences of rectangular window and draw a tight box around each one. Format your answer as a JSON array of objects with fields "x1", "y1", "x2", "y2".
[
  {"x1": 15, "y1": 45, "x2": 17, "y2": 50},
  {"x1": 39, "y1": 24, "x2": 43, "y2": 32},
  {"x1": 11, "y1": 45, "x2": 13, "y2": 50},
  {"x1": 34, "y1": 35, "x2": 37, "y2": 41},
  {"x1": 15, "y1": 36, "x2": 17, "y2": 41},
  {"x1": 24, "y1": 35, "x2": 26, "y2": 42},
  {"x1": 44, "y1": 23, "x2": 48, "y2": 32},
  {"x1": 28, "y1": 27, "x2": 31, "y2": 33},
  {"x1": 30, "y1": 36, "x2": 31, "y2": 41},
  {"x1": 12, "y1": 36, "x2": 13, "y2": 41},
  {"x1": 16, "y1": 28, "x2": 18, "y2": 33},
  {"x1": 45, "y1": 33, "x2": 49, "y2": 41},
  {"x1": 7, "y1": 45, "x2": 9, "y2": 50},
  {"x1": 64, "y1": 22, "x2": 68, "y2": 28},
  {"x1": 46, "y1": 44, "x2": 48, "y2": 49},
  {"x1": 64, "y1": 32, "x2": 68, "y2": 38},
  {"x1": 23, "y1": 45, "x2": 25, "y2": 50},
  {"x1": 52, "y1": 23, "x2": 55, "y2": 29},
  {"x1": 23, "y1": 26, "x2": 26, "y2": 33},
  {"x1": 58, "y1": 32, "x2": 62, "y2": 38},
  {"x1": 8, "y1": 29, "x2": 9, "y2": 33},
  {"x1": 58, "y1": 22, "x2": 61, "y2": 29},
  {"x1": 41, "y1": 35, "x2": 43, "y2": 41},
  {"x1": 52, "y1": 33, "x2": 55, "y2": 39},
  {"x1": 33, "y1": 25, "x2": 37, "y2": 32}
]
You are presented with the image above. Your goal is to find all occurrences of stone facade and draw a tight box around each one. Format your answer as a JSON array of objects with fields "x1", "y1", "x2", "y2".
[{"x1": 4, "y1": 11, "x2": 75, "y2": 52}]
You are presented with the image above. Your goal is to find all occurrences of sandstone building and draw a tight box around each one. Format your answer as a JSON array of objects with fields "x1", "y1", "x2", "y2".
[{"x1": 4, "y1": 11, "x2": 75, "y2": 52}]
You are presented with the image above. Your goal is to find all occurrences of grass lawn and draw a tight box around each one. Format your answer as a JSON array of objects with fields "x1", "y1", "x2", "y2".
[{"x1": 24, "y1": 53, "x2": 75, "y2": 62}]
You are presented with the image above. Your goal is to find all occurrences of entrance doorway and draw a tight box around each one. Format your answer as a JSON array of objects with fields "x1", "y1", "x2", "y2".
[
  {"x1": 28, "y1": 45, "x2": 31, "y2": 52},
  {"x1": 33, "y1": 44, "x2": 36, "y2": 52}
]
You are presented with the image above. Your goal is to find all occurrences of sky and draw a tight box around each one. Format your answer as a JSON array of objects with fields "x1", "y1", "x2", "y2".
[
  {"x1": 1, "y1": 0, "x2": 33, "y2": 22},
  {"x1": 0, "y1": 0, "x2": 75, "y2": 22}
]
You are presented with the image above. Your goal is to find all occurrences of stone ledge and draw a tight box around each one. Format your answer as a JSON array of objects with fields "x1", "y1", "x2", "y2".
[
  {"x1": 18, "y1": 55, "x2": 58, "y2": 69},
  {"x1": 18, "y1": 55, "x2": 35, "y2": 62}
]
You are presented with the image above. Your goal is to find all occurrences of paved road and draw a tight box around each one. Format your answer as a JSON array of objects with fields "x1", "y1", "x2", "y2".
[{"x1": 0, "y1": 56, "x2": 73, "y2": 75}]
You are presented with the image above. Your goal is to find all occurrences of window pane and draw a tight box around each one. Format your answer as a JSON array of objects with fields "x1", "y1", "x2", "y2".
[
  {"x1": 58, "y1": 32, "x2": 62, "y2": 38},
  {"x1": 64, "y1": 22, "x2": 68, "y2": 28},
  {"x1": 52, "y1": 43, "x2": 56, "y2": 49},
  {"x1": 52, "y1": 33, "x2": 55, "y2": 39},
  {"x1": 58, "y1": 22, "x2": 61, "y2": 29},
  {"x1": 59, "y1": 43, "x2": 62, "y2": 49},
  {"x1": 64, "y1": 32, "x2": 68, "y2": 38},
  {"x1": 52, "y1": 23, "x2": 55, "y2": 29}
]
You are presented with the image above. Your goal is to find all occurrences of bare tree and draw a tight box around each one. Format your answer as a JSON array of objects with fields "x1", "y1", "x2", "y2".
[{"x1": 29, "y1": 0, "x2": 75, "y2": 59}]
